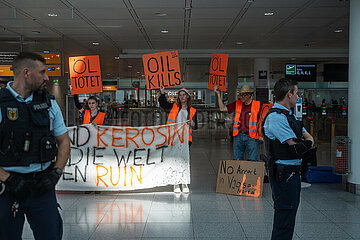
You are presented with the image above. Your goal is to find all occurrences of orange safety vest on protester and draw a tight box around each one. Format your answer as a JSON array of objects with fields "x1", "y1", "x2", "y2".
[
  {"x1": 233, "y1": 100, "x2": 260, "y2": 138},
  {"x1": 83, "y1": 109, "x2": 106, "y2": 125},
  {"x1": 166, "y1": 104, "x2": 196, "y2": 142},
  {"x1": 256, "y1": 103, "x2": 274, "y2": 138}
]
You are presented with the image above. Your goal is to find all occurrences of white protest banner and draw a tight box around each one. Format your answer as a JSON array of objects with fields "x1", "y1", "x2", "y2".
[{"x1": 57, "y1": 122, "x2": 190, "y2": 191}]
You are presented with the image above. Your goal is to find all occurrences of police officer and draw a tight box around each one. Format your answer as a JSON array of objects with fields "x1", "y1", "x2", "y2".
[
  {"x1": 0, "y1": 52, "x2": 70, "y2": 240},
  {"x1": 262, "y1": 78, "x2": 314, "y2": 240}
]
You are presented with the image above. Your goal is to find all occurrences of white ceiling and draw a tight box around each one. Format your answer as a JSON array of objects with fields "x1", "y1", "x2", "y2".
[{"x1": 0, "y1": 0, "x2": 350, "y2": 81}]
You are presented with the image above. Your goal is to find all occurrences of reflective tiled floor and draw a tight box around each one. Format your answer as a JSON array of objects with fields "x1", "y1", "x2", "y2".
[{"x1": 22, "y1": 138, "x2": 360, "y2": 240}]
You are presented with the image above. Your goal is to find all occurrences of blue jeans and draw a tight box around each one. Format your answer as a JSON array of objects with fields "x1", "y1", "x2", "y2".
[{"x1": 233, "y1": 133, "x2": 259, "y2": 161}]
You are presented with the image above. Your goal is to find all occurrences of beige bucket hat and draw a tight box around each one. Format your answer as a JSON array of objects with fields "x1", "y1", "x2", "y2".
[{"x1": 238, "y1": 85, "x2": 253, "y2": 94}]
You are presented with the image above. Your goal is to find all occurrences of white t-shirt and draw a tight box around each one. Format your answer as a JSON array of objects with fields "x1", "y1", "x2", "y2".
[{"x1": 176, "y1": 109, "x2": 188, "y2": 123}]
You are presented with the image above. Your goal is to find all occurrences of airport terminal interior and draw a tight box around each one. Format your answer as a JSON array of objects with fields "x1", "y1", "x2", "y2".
[{"x1": 1, "y1": 0, "x2": 360, "y2": 239}]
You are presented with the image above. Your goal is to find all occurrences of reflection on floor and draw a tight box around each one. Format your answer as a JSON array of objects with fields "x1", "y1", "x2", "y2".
[{"x1": 22, "y1": 138, "x2": 360, "y2": 240}]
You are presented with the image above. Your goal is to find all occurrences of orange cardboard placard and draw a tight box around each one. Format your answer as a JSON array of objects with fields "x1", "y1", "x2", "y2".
[
  {"x1": 142, "y1": 51, "x2": 181, "y2": 89},
  {"x1": 216, "y1": 160, "x2": 265, "y2": 198},
  {"x1": 69, "y1": 55, "x2": 102, "y2": 94},
  {"x1": 208, "y1": 53, "x2": 228, "y2": 91}
]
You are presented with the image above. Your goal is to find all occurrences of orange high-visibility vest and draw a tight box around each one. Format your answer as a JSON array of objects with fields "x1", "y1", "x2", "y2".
[
  {"x1": 166, "y1": 104, "x2": 196, "y2": 142},
  {"x1": 233, "y1": 100, "x2": 260, "y2": 138},
  {"x1": 83, "y1": 109, "x2": 106, "y2": 125},
  {"x1": 256, "y1": 103, "x2": 274, "y2": 138}
]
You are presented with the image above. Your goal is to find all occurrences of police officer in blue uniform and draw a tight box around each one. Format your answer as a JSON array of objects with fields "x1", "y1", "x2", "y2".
[
  {"x1": 262, "y1": 78, "x2": 314, "y2": 240},
  {"x1": 0, "y1": 52, "x2": 70, "y2": 240}
]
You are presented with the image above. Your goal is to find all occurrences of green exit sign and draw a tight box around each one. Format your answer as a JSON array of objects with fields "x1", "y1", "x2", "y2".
[
  {"x1": 52, "y1": 79, "x2": 59, "y2": 83},
  {"x1": 286, "y1": 64, "x2": 296, "y2": 75}
]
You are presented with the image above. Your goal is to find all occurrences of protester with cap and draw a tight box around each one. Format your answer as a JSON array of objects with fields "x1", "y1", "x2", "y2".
[
  {"x1": 214, "y1": 85, "x2": 261, "y2": 161},
  {"x1": 158, "y1": 86, "x2": 198, "y2": 193}
]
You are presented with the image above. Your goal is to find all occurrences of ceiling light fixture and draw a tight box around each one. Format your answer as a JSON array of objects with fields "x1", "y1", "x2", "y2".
[
  {"x1": 128, "y1": 65, "x2": 133, "y2": 68},
  {"x1": 92, "y1": 42, "x2": 100, "y2": 45},
  {"x1": 32, "y1": 30, "x2": 40, "y2": 34},
  {"x1": 114, "y1": 56, "x2": 120, "y2": 60},
  {"x1": 161, "y1": 30, "x2": 169, "y2": 33},
  {"x1": 334, "y1": 29, "x2": 343, "y2": 33},
  {"x1": 236, "y1": 42, "x2": 244, "y2": 45},
  {"x1": 264, "y1": 12, "x2": 274, "y2": 16},
  {"x1": 48, "y1": 13, "x2": 58, "y2": 17},
  {"x1": 155, "y1": 13, "x2": 167, "y2": 17}
]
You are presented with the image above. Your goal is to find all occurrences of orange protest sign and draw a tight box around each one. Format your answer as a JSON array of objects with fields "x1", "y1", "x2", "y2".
[
  {"x1": 208, "y1": 53, "x2": 228, "y2": 91},
  {"x1": 69, "y1": 55, "x2": 102, "y2": 94},
  {"x1": 142, "y1": 51, "x2": 181, "y2": 89}
]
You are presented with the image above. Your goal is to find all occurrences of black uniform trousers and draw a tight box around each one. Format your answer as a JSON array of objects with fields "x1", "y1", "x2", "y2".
[
  {"x1": 0, "y1": 184, "x2": 62, "y2": 240},
  {"x1": 270, "y1": 170, "x2": 301, "y2": 240}
]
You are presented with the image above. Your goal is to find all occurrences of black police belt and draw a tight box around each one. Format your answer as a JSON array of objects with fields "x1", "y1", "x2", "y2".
[{"x1": 276, "y1": 164, "x2": 301, "y2": 173}]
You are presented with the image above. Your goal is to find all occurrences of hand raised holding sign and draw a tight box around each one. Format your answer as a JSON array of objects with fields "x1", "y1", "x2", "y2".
[
  {"x1": 214, "y1": 85, "x2": 220, "y2": 94},
  {"x1": 160, "y1": 85, "x2": 165, "y2": 94}
]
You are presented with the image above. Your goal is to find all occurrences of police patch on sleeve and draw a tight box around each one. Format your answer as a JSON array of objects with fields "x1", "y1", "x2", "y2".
[{"x1": 7, "y1": 107, "x2": 18, "y2": 120}]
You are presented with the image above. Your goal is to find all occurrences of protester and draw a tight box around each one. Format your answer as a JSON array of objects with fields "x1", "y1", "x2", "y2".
[
  {"x1": 214, "y1": 85, "x2": 261, "y2": 161},
  {"x1": 158, "y1": 86, "x2": 197, "y2": 193},
  {"x1": 80, "y1": 96, "x2": 107, "y2": 125},
  {"x1": 0, "y1": 52, "x2": 70, "y2": 239}
]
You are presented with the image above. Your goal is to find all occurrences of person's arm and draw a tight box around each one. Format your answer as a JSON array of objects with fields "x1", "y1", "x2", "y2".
[
  {"x1": 73, "y1": 94, "x2": 83, "y2": 111},
  {"x1": 158, "y1": 86, "x2": 173, "y2": 110},
  {"x1": 0, "y1": 168, "x2": 10, "y2": 182},
  {"x1": 193, "y1": 111, "x2": 198, "y2": 130},
  {"x1": 214, "y1": 85, "x2": 228, "y2": 112},
  {"x1": 302, "y1": 131, "x2": 314, "y2": 146},
  {"x1": 53, "y1": 132, "x2": 71, "y2": 171}
]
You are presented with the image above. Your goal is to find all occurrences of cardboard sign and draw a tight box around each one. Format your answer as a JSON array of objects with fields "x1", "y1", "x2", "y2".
[
  {"x1": 216, "y1": 160, "x2": 265, "y2": 198},
  {"x1": 142, "y1": 51, "x2": 181, "y2": 89},
  {"x1": 69, "y1": 55, "x2": 102, "y2": 94},
  {"x1": 208, "y1": 53, "x2": 228, "y2": 91}
]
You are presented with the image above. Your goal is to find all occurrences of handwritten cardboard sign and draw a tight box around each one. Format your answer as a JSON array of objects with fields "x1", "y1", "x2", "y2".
[
  {"x1": 57, "y1": 122, "x2": 190, "y2": 191},
  {"x1": 208, "y1": 53, "x2": 228, "y2": 91},
  {"x1": 142, "y1": 51, "x2": 181, "y2": 89},
  {"x1": 216, "y1": 160, "x2": 265, "y2": 198},
  {"x1": 69, "y1": 55, "x2": 102, "y2": 94}
]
